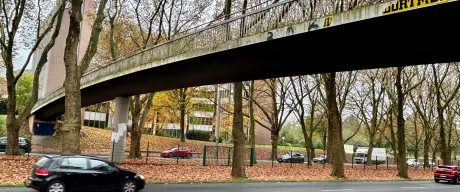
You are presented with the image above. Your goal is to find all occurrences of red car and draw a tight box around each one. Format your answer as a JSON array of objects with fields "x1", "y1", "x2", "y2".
[
  {"x1": 434, "y1": 165, "x2": 460, "y2": 184},
  {"x1": 161, "y1": 147, "x2": 192, "y2": 159}
]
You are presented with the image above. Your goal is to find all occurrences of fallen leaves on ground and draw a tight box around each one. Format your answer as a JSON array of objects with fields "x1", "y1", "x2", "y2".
[
  {"x1": 0, "y1": 155, "x2": 433, "y2": 186},
  {"x1": 32, "y1": 127, "x2": 330, "y2": 160}
]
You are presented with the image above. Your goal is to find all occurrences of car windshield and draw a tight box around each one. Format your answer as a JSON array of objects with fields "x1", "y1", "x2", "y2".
[
  {"x1": 355, "y1": 153, "x2": 365, "y2": 157},
  {"x1": 438, "y1": 166, "x2": 454, "y2": 171},
  {"x1": 0, "y1": 137, "x2": 6, "y2": 144}
]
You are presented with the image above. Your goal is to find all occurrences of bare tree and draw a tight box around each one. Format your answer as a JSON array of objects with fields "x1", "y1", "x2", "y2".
[
  {"x1": 315, "y1": 71, "x2": 356, "y2": 166},
  {"x1": 350, "y1": 69, "x2": 386, "y2": 165},
  {"x1": 1, "y1": 0, "x2": 65, "y2": 154},
  {"x1": 251, "y1": 78, "x2": 294, "y2": 160},
  {"x1": 409, "y1": 65, "x2": 436, "y2": 167},
  {"x1": 406, "y1": 111, "x2": 422, "y2": 161},
  {"x1": 61, "y1": 0, "x2": 108, "y2": 154},
  {"x1": 322, "y1": 72, "x2": 345, "y2": 178},
  {"x1": 431, "y1": 63, "x2": 460, "y2": 165},
  {"x1": 384, "y1": 66, "x2": 424, "y2": 178},
  {"x1": 288, "y1": 75, "x2": 322, "y2": 165}
]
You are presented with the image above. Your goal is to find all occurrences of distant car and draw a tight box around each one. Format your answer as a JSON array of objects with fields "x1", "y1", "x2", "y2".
[
  {"x1": 313, "y1": 155, "x2": 327, "y2": 164},
  {"x1": 425, "y1": 158, "x2": 436, "y2": 167},
  {"x1": 161, "y1": 147, "x2": 192, "y2": 159},
  {"x1": 0, "y1": 137, "x2": 31, "y2": 154},
  {"x1": 406, "y1": 159, "x2": 420, "y2": 167},
  {"x1": 25, "y1": 155, "x2": 145, "y2": 192},
  {"x1": 434, "y1": 165, "x2": 460, "y2": 184},
  {"x1": 277, "y1": 152, "x2": 304, "y2": 163}
]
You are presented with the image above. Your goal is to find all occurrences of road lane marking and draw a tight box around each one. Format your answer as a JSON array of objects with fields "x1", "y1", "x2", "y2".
[
  {"x1": 321, "y1": 189, "x2": 354, "y2": 192},
  {"x1": 400, "y1": 187, "x2": 425, "y2": 189}
]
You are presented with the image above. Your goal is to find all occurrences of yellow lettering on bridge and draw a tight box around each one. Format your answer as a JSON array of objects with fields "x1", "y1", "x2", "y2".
[
  {"x1": 324, "y1": 16, "x2": 333, "y2": 27},
  {"x1": 383, "y1": 0, "x2": 450, "y2": 15}
]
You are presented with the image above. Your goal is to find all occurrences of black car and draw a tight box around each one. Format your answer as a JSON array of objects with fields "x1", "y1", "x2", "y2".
[
  {"x1": 0, "y1": 137, "x2": 31, "y2": 153},
  {"x1": 277, "y1": 152, "x2": 305, "y2": 163},
  {"x1": 25, "y1": 155, "x2": 145, "y2": 192}
]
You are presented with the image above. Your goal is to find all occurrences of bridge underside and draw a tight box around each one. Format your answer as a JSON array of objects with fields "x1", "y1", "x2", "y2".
[{"x1": 35, "y1": 1, "x2": 460, "y2": 120}]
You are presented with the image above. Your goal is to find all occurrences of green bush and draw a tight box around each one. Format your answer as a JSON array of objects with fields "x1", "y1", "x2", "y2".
[
  {"x1": 0, "y1": 115, "x2": 6, "y2": 137},
  {"x1": 186, "y1": 130, "x2": 211, "y2": 141}
]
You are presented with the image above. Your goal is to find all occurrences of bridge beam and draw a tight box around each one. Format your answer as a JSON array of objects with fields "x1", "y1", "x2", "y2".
[{"x1": 109, "y1": 97, "x2": 129, "y2": 163}]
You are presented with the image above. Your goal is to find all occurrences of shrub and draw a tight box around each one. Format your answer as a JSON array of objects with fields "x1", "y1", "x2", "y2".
[
  {"x1": 186, "y1": 130, "x2": 211, "y2": 141},
  {"x1": 0, "y1": 115, "x2": 5, "y2": 137}
]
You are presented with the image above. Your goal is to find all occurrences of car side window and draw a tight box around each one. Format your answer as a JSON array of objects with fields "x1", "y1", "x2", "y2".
[
  {"x1": 89, "y1": 159, "x2": 115, "y2": 173},
  {"x1": 60, "y1": 158, "x2": 88, "y2": 170}
]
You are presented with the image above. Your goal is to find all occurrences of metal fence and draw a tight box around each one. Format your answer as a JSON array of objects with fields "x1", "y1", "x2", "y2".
[{"x1": 202, "y1": 145, "x2": 255, "y2": 166}]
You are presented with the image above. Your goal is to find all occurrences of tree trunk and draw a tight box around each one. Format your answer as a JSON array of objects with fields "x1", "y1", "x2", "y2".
[
  {"x1": 231, "y1": 82, "x2": 246, "y2": 178},
  {"x1": 180, "y1": 88, "x2": 186, "y2": 142},
  {"x1": 322, "y1": 128, "x2": 327, "y2": 155},
  {"x1": 129, "y1": 115, "x2": 141, "y2": 158},
  {"x1": 432, "y1": 65, "x2": 450, "y2": 165},
  {"x1": 309, "y1": 131, "x2": 315, "y2": 162},
  {"x1": 323, "y1": 72, "x2": 345, "y2": 178},
  {"x1": 396, "y1": 67, "x2": 408, "y2": 178},
  {"x1": 423, "y1": 136, "x2": 430, "y2": 167},
  {"x1": 212, "y1": 85, "x2": 218, "y2": 136},
  {"x1": 62, "y1": 0, "x2": 83, "y2": 155},
  {"x1": 249, "y1": 80, "x2": 256, "y2": 163},
  {"x1": 301, "y1": 125, "x2": 311, "y2": 165},
  {"x1": 367, "y1": 138, "x2": 374, "y2": 165},
  {"x1": 271, "y1": 131, "x2": 279, "y2": 160},
  {"x1": 327, "y1": 122, "x2": 333, "y2": 163},
  {"x1": 5, "y1": 81, "x2": 19, "y2": 155}
]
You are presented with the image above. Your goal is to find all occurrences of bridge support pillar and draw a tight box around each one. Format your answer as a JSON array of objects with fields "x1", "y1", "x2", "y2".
[{"x1": 110, "y1": 97, "x2": 129, "y2": 163}]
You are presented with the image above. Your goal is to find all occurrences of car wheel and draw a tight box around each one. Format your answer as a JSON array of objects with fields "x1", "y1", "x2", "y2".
[
  {"x1": 300, "y1": 160, "x2": 305, "y2": 164},
  {"x1": 187, "y1": 153, "x2": 192, "y2": 159},
  {"x1": 168, "y1": 153, "x2": 174, "y2": 158},
  {"x1": 47, "y1": 180, "x2": 65, "y2": 192},
  {"x1": 435, "y1": 179, "x2": 439, "y2": 183},
  {"x1": 122, "y1": 180, "x2": 137, "y2": 192},
  {"x1": 455, "y1": 177, "x2": 459, "y2": 185},
  {"x1": 19, "y1": 149, "x2": 25, "y2": 154}
]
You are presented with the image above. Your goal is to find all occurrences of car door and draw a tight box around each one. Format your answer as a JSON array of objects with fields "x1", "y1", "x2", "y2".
[
  {"x1": 88, "y1": 158, "x2": 121, "y2": 191},
  {"x1": 179, "y1": 147, "x2": 187, "y2": 157},
  {"x1": 58, "y1": 157, "x2": 90, "y2": 191}
]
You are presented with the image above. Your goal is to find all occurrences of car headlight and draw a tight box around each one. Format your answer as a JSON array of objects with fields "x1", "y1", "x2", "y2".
[{"x1": 136, "y1": 173, "x2": 145, "y2": 180}]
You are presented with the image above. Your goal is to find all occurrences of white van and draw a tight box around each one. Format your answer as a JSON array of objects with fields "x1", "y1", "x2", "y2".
[{"x1": 354, "y1": 147, "x2": 387, "y2": 165}]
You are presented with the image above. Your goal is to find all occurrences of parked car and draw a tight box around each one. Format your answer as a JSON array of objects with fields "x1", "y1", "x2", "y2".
[
  {"x1": 425, "y1": 158, "x2": 436, "y2": 167},
  {"x1": 0, "y1": 137, "x2": 31, "y2": 154},
  {"x1": 25, "y1": 155, "x2": 145, "y2": 192},
  {"x1": 161, "y1": 147, "x2": 192, "y2": 159},
  {"x1": 434, "y1": 165, "x2": 460, "y2": 184},
  {"x1": 406, "y1": 159, "x2": 420, "y2": 167},
  {"x1": 277, "y1": 152, "x2": 304, "y2": 163},
  {"x1": 313, "y1": 155, "x2": 327, "y2": 164}
]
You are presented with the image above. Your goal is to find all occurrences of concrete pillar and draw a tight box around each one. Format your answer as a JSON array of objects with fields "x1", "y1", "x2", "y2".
[{"x1": 110, "y1": 97, "x2": 129, "y2": 163}]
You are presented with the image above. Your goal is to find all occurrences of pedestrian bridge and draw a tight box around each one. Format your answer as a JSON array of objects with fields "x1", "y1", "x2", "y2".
[{"x1": 32, "y1": 0, "x2": 460, "y2": 120}]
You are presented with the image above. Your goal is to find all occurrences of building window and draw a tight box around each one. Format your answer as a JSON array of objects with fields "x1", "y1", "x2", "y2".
[{"x1": 189, "y1": 116, "x2": 213, "y2": 125}]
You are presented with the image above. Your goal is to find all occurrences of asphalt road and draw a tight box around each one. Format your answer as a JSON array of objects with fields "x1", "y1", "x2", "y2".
[{"x1": 1, "y1": 181, "x2": 459, "y2": 192}]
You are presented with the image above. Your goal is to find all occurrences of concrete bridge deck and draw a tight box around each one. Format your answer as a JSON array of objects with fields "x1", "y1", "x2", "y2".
[{"x1": 32, "y1": 0, "x2": 460, "y2": 120}]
